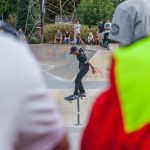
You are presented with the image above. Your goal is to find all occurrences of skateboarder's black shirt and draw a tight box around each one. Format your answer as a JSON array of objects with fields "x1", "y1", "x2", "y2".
[{"x1": 77, "y1": 48, "x2": 89, "y2": 70}]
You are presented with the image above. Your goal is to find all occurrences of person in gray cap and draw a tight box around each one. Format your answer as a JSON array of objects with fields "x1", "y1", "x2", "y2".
[
  {"x1": 66, "y1": 46, "x2": 96, "y2": 100},
  {"x1": 109, "y1": 0, "x2": 150, "y2": 46}
]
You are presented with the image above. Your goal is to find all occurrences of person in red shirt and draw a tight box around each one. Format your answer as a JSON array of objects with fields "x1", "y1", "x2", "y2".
[{"x1": 81, "y1": 36, "x2": 150, "y2": 150}]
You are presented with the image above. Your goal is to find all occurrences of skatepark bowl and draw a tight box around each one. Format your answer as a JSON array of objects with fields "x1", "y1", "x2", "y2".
[{"x1": 31, "y1": 44, "x2": 96, "y2": 80}]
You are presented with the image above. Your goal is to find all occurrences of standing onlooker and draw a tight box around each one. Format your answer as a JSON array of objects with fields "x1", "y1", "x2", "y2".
[
  {"x1": 54, "y1": 29, "x2": 62, "y2": 44},
  {"x1": 88, "y1": 32, "x2": 94, "y2": 45},
  {"x1": 103, "y1": 19, "x2": 111, "y2": 48},
  {"x1": 104, "y1": 18, "x2": 111, "y2": 33},
  {"x1": 94, "y1": 31, "x2": 99, "y2": 45},
  {"x1": 98, "y1": 19, "x2": 105, "y2": 44},
  {"x1": 109, "y1": 0, "x2": 150, "y2": 46},
  {"x1": 64, "y1": 30, "x2": 70, "y2": 44},
  {"x1": 98, "y1": 19, "x2": 105, "y2": 34},
  {"x1": 17, "y1": 28, "x2": 26, "y2": 41},
  {"x1": 74, "y1": 20, "x2": 81, "y2": 43}
]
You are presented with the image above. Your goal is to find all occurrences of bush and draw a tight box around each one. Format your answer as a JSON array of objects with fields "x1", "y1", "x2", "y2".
[
  {"x1": 29, "y1": 36, "x2": 39, "y2": 44},
  {"x1": 44, "y1": 24, "x2": 98, "y2": 43},
  {"x1": 6, "y1": 13, "x2": 17, "y2": 26}
]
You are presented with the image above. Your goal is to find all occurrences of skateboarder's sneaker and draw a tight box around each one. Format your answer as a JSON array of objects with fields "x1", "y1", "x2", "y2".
[
  {"x1": 70, "y1": 95, "x2": 79, "y2": 100},
  {"x1": 64, "y1": 94, "x2": 79, "y2": 101},
  {"x1": 80, "y1": 93, "x2": 86, "y2": 97}
]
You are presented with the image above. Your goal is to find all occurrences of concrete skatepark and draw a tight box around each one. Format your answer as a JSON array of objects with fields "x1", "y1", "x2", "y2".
[{"x1": 30, "y1": 44, "x2": 118, "y2": 150}]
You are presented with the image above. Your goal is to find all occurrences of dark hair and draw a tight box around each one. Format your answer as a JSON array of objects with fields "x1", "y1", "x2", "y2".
[
  {"x1": 76, "y1": 20, "x2": 80, "y2": 23},
  {"x1": 70, "y1": 46, "x2": 78, "y2": 54}
]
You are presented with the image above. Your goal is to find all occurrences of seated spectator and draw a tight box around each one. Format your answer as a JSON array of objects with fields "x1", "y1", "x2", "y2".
[
  {"x1": 88, "y1": 32, "x2": 94, "y2": 45},
  {"x1": 54, "y1": 29, "x2": 62, "y2": 44},
  {"x1": 76, "y1": 33, "x2": 85, "y2": 46},
  {"x1": 94, "y1": 31, "x2": 99, "y2": 45},
  {"x1": 64, "y1": 30, "x2": 70, "y2": 44}
]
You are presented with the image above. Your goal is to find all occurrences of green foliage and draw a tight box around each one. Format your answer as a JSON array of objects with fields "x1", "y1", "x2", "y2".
[
  {"x1": 44, "y1": 24, "x2": 97, "y2": 43},
  {"x1": 16, "y1": 0, "x2": 39, "y2": 34},
  {"x1": 29, "y1": 35, "x2": 39, "y2": 44},
  {"x1": 0, "y1": 0, "x2": 17, "y2": 21},
  {"x1": 6, "y1": 13, "x2": 17, "y2": 26},
  {"x1": 16, "y1": 0, "x2": 29, "y2": 30},
  {"x1": 0, "y1": 0, "x2": 10, "y2": 13},
  {"x1": 77, "y1": 0, "x2": 115, "y2": 26}
]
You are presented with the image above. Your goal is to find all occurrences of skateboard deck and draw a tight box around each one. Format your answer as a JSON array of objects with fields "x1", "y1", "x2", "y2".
[{"x1": 64, "y1": 95, "x2": 84, "y2": 101}]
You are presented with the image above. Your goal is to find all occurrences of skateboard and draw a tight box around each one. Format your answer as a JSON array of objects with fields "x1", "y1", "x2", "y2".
[{"x1": 64, "y1": 94, "x2": 84, "y2": 102}]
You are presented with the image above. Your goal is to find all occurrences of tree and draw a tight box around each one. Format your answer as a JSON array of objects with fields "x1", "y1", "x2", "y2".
[
  {"x1": 0, "y1": 0, "x2": 17, "y2": 21},
  {"x1": 16, "y1": 0, "x2": 29, "y2": 30},
  {"x1": 77, "y1": 0, "x2": 115, "y2": 26},
  {"x1": 0, "y1": 0, "x2": 10, "y2": 13}
]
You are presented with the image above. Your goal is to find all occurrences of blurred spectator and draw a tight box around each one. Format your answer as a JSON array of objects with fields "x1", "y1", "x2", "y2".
[
  {"x1": 0, "y1": 22, "x2": 69, "y2": 150},
  {"x1": 104, "y1": 19, "x2": 111, "y2": 32},
  {"x1": 81, "y1": 1, "x2": 150, "y2": 149},
  {"x1": 17, "y1": 28, "x2": 26, "y2": 41},
  {"x1": 109, "y1": 0, "x2": 150, "y2": 45},
  {"x1": 64, "y1": 30, "x2": 70, "y2": 44},
  {"x1": 94, "y1": 31, "x2": 99, "y2": 45},
  {"x1": 54, "y1": 29, "x2": 62, "y2": 44},
  {"x1": 98, "y1": 19, "x2": 105, "y2": 45},
  {"x1": 74, "y1": 20, "x2": 81, "y2": 43},
  {"x1": 102, "y1": 19, "x2": 112, "y2": 48},
  {"x1": 76, "y1": 33, "x2": 85, "y2": 45},
  {"x1": 88, "y1": 32, "x2": 94, "y2": 45}
]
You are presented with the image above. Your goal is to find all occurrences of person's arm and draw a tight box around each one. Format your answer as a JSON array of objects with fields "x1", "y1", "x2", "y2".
[
  {"x1": 74, "y1": 24, "x2": 76, "y2": 34},
  {"x1": 92, "y1": 34, "x2": 94, "y2": 40},
  {"x1": 54, "y1": 34, "x2": 56, "y2": 43},
  {"x1": 80, "y1": 51, "x2": 96, "y2": 74},
  {"x1": 88, "y1": 62, "x2": 96, "y2": 74},
  {"x1": 80, "y1": 38, "x2": 85, "y2": 46},
  {"x1": 88, "y1": 36, "x2": 90, "y2": 43},
  {"x1": 104, "y1": 23, "x2": 106, "y2": 30},
  {"x1": 53, "y1": 135, "x2": 69, "y2": 150}
]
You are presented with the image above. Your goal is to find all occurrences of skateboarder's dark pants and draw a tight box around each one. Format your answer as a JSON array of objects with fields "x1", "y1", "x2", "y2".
[{"x1": 74, "y1": 68, "x2": 89, "y2": 95}]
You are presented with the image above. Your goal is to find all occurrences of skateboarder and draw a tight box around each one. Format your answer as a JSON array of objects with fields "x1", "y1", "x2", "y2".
[{"x1": 67, "y1": 46, "x2": 96, "y2": 100}]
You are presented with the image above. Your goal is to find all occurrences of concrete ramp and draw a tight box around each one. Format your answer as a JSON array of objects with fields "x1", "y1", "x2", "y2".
[{"x1": 30, "y1": 44, "x2": 96, "y2": 80}]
